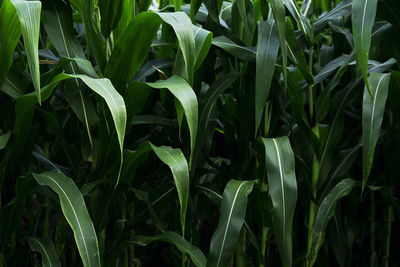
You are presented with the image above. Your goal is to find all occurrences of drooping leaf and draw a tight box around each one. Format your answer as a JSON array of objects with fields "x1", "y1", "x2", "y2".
[
  {"x1": 32, "y1": 170, "x2": 100, "y2": 267},
  {"x1": 307, "y1": 178, "x2": 355, "y2": 267},
  {"x1": 212, "y1": 36, "x2": 256, "y2": 61},
  {"x1": 262, "y1": 136, "x2": 297, "y2": 267},
  {"x1": 134, "y1": 232, "x2": 206, "y2": 267},
  {"x1": 362, "y1": 73, "x2": 390, "y2": 188},
  {"x1": 193, "y1": 25, "x2": 213, "y2": 71},
  {"x1": 352, "y1": 0, "x2": 379, "y2": 94},
  {"x1": 158, "y1": 12, "x2": 196, "y2": 85},
  {"x1": 12, "y1": 0, "x2": 42, "y2": 103},
  {"x1": 207, "y1": 180, "x2": 254, "y2": 267},
  {"x1": 146, "y1": 76, "x2": 198, "y2": 167},
  {"x1": 149, "y1": 144, "x2": 189, "y2": 235},
  {"x1": 255, "y1": 19, "x2": 280, "y2": 135},
  {"x1": 0, "y1": 0, "x2": 21, "y2": 88},
  {"x1": 28, "y1": 237, "x2": 61, "y2": 267},
  {"x1": 314, "y1": 0, "x2": 352, "y2": 33}
]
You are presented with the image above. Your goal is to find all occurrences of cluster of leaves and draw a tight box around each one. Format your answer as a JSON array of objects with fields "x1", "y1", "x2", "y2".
[{"x1": 0, "y1": 0, "x2": 399, "y2": 266}]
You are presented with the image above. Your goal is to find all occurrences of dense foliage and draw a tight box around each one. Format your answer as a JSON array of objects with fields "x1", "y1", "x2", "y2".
[{"x1": 0, "y1": 0, "x2": 399, "y2": 266}]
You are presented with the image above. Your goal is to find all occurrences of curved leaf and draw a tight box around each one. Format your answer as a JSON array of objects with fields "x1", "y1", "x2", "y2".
[
  {"x1": 28, "y1": 237, "x2": 61, "y2": 267},
  {"x1": 12, "y1": 0, "x2": 41, "y2": 103},
  {"x1": 262, "y1": 136, "x2": 297, "y2": 267},
  {"x1": 134, "y1": 232, "x2": 206, "y2": 267},
  {"x1": 158, "y1": 12, "x2": 196, "y2": 85},
  {"x1": 283, "y1": 0, "x2": 312, "y2": 41},
  {"x1": 307, "y1": 178, "x2": 355, "y2": 267},
  {"x1": 193, "y1": 25, "x2": 213, "y2": 71},
  {"x1": 32, "y1": 170, "x2": 100, "y2": 267},
  {"x1": 362, "y1": 73, "x2": 391, "y2": 188},
  {"x1": 314, "y1": 0, "x2": 352, "y2": 33},
  {"x1": 212, "y1": 36, "x2": 256, "y2": 62},
  {"x1": 207, "y1": 180, "x2": 254, "y2": 267},
  {"x1": 146, "y1": 76, "x2": 198, "y2": 167},
  {"x1": 352, "y1": 0, "x2": 379, "y2": 94},
  {"x1": 255, "y1": 19, "x2": 280, "y2": 134},
  {"x1": 0, "y1": 0, "x2": 21, "y2": 88}
]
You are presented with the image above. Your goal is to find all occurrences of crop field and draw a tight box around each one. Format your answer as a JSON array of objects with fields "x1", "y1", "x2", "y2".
[{"x1": 0, "y1": 0, "x2": 399, "y2": 266}]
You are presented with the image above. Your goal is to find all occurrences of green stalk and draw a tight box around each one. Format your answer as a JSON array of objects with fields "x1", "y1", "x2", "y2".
[
  {"x1": 307, "y1": 124, "x2": 320, "y2": 259},
  {"x1": 260, "y1": 226, "x2": 269, "y2": 267},
  {"x1": 384, "y1": 204, "x2": 392, "y2": 267},
  {"x1": 370, "y1": 190, "x2": 376, "y2": 267},
  {"x1": 236, "y1": 227, "x2": 246, "y2": 267}
]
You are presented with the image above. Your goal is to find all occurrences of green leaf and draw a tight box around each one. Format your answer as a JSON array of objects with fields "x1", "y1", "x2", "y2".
[
  {"x1": 0, "y1": 132, "x2": 11, "y2": 150},
  {"x1": 307, "y1": 178, "x2": 355, "y2": 267},
  {"x1": 105, "y1": 12, "x2": 161, "y2": 89},
  {"x1": 146, "y1": 76, "x2": 198, "y2": 167},
  {"x1": 149, "y1": 143, "x2": 189, "y2": 236},
  {"x1": 133, "y1": 232, "x2": 206, "y2": 267},
  {"x1": 314, "y1": 0, "x2": 352, "y2": 33},
  {"x1": 0, "y1": 0, "x2": 21, "y2": 88},
  {"x1": 262, "y1": 136, "x2": 297, "y2": 267},
  {"x1": 271, "y1": 0, "x2": 288, "y2": 92},
  {"x1": 32, "y1": 170, "x2": 100, "y2": 267},
  {"x1": 12, "y1": 0, "x2": 41, "y2": 103},
  {"x1": 212, "y1": 36, "x2": 256, "y2": 61},
  {"x1": 352, "y1": 0, "x2": 379, "y2": 94},
  {"x1": 79, "y1": 0, "x2": 106, "y2": 72},
  {"x1": 255, "y1": 19, "x2": 280, "y2": 135},
  {"x1": 37, "y1": 73, "x2": 127, "y2": 186},
  {"x1": 362, "y1": 73, "x2": 391, "y2": 188},
  {"x1": 98, "y1": 0, "x2": 123, "y2": 37},
  {"x1": 158, "y1": 12, "x2": 196, "y2": 85},
  {"x1": 193, "y1": 25, "x2": 213, "y2": 71},
  {"x1": 28, "y1": 237, "x2": 61, "y2": 267},
  {"x1": 282, "y1": 0, "x2": 312, "y2": 42},
  {"x1": 207, "y1": 180, "x2": 254, "y2": 267}
]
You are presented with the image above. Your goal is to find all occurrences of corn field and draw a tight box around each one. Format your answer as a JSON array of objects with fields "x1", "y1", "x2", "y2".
[{"x1": 0, "y1": 0, "x2": 399, "y2": 266}]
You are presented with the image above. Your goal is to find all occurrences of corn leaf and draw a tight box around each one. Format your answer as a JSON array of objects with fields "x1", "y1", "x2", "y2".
[
  {"x1": 362, "y1": 73, "x2": 390, "y2": 188},
  {"x1": 134, "y1": 232, "x2": 206, "y2": 267},
  {"x1": 352, "y1": 0, "x2": 379, "y2": 94},
  {"x1": 282, "y1": 0, "x2": 312, "y2": 42},
  {"x1": 0, "y1": 0, "x2": 21, "y2": 88},
  {"x1": 32, "y1": 170, "x2": 100, "y2": 267},
  {"x1": 98, "y1": 0, "x2": 123, "y2": 37},
  {"x1": 307, "y1": 178, "x2": 355, "y2": 267},
  {"x1": 207, "y1": 180, "x2": 254, "y2": 267},
  {"x1": 262, "y1": 136, "x2": 297, "y2": 267},
  {"x1": 105, "y1": 12, "x2": 161, "y2": 90},
  {"x1": 12, "y1": 0, "x2": 41, "y2": 103},
  {"x1": 146, "y1": 76, "x2": 198, "y2": 167},
  {"x1": 158, "y1": 12, "x2": 195, "y2": 85},
  {"x1": 255, "y1": 19, "x2": 280, "y2": 135},
  {"x1": 28, "y1": 237, "x2": 61, "y2": 267}
]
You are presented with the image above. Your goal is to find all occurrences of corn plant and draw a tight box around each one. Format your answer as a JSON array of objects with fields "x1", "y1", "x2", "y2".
[{"x1": 0, "y1": 0, "x2": 399, "y2": 266}]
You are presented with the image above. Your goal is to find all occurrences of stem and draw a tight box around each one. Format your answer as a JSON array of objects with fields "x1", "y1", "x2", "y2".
[
  {"x1": 308, "y1": 45, "x2": 315, "y2": 119},
  {"x1": 307, "y1": 124, "x2": 320, "y2": 262},
  {"x1": 260, "y1": 226, "x2": 269, "y2": 267},
  {"x1": 370, "y1": 190, "x2": 376, "y2": 267},
  {"x1": 236, "y1": 227, "x2": 246, "y2": 267},
  {"x1": 384, "y1": 204, "x2": 392, "y2": 267}
]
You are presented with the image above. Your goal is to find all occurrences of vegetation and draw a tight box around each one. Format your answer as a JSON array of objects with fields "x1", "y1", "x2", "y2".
[{"x1": 0, "y1": 0, "x2": 399, "y2": 266}]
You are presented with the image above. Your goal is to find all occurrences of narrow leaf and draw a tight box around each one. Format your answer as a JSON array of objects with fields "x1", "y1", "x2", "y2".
[
  {"x1": 12, "y1": 0, "x2": 41, "y2": 103},
  {"x1": 255, "y1": 19, "x2": 280, "y2": 134},
  {"x1": 28, "y1": 237, "x2": 61, "y2": 267},
  {"x1": 32, "y1": 170, "x2": 100, "y2": 267},
  {"x1": 146, "y1": 76, "x2": 198, "y2": 167},
  {"x1": 307, "y1": 179, "x2": 355, "y2": 267},
  {"x1": 134, "y1": 232, "x2": 206, "y2": 267},
  {"x1": 262, "y1": 136, "x2": 297, "y2": 267},
  {"x1": 207, "y1": 180, "x2": 254, "y2": 267},
  {"x1": 362, "y1": 73, "x2": 390, "y2": 188},
  {"x1": 352, "y1": 0, "x2": 379, "y2": 93},
  {"x1": 0, "y1": 0, "x2": 21, "y2": 88}
]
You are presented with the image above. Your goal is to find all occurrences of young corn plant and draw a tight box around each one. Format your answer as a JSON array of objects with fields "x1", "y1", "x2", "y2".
[{"x1": 0, "y1": 0, "x2": 399, "y2": 266}]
